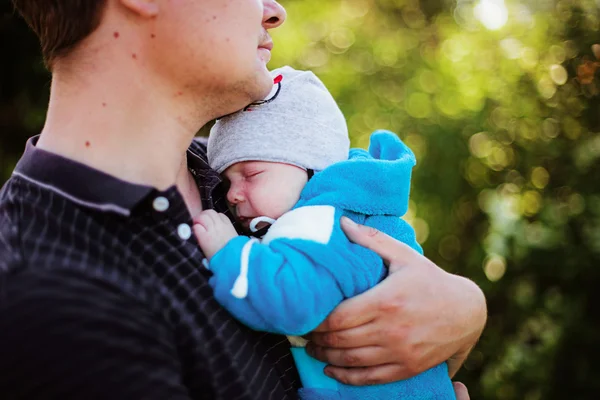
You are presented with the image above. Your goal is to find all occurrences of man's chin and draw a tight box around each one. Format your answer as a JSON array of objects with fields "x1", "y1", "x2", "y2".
[
  {"x1": 253, "y1": 66, "x2": 275, "y2": 99},
  {"x1": 212, "y1": 68, "x2": 272, "y2": 118}
]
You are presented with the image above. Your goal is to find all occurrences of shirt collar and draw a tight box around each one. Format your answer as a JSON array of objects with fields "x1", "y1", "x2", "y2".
[{"x1": 13, "y1": 136, "x2": 217, "y2": 217}]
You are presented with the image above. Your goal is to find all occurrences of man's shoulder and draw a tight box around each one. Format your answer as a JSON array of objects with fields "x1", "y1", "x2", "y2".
[
  {"x1": 0, "y1": 174, "x2": 152, "y2": 301},
  {"x1": 0, "y1": 173, "x2": 25, "y2": 205},
  {"x1": 1, "y1": 171, "x2": 53, "y2": 212},
  {"x1": 0, "y1": 176, "x2": 26, "y2": 273}
]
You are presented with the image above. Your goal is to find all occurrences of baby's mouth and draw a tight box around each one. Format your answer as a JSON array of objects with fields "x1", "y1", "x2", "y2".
[{"x1": 236, "y1": 214, "x2": 254, "y2": 227}]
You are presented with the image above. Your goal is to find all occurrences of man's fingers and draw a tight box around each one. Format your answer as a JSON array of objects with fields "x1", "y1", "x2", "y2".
[
  {"x1": 306, "y1": 345, "x2": 391, "y2": 368},
  {"x1": 307, "y1": 323, "x2": 380, "y2": 349},
  {"x1": 323, "y1": 364, "x2": 408, "y2": 386},
  {"x1": 340, "y1": 217, "x2": 419, "y2": 269},
  {"x1": 453, "y1": 382, "x2": 470, "y2": 400}
]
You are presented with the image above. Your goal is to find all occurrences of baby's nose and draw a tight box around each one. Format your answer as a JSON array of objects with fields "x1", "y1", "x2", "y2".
[{"x1": 227, "y1": 188, "x2": 244, "y2": 204}]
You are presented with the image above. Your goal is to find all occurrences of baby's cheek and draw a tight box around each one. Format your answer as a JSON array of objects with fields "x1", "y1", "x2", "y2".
[
  {"x1": 259, "y1": 198, "x2": 288, "y2": 220},
  {"x1": 275, "y1": 193, "x2": 301, "y2": 217}
]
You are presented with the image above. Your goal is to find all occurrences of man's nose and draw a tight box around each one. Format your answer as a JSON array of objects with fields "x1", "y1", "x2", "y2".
[{"x1": 262, "y1": 0, "x2": 286, "y2": 29}]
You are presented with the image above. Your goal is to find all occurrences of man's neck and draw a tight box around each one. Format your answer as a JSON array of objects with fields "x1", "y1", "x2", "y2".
[{"x1": 37, "y1": 56, "x2": 209, "y2": 192}]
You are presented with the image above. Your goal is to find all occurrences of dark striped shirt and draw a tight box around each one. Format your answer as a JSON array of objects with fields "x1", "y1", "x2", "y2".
[{"x1": 0, "y1": 137, "x2": 300, "y2": 399}]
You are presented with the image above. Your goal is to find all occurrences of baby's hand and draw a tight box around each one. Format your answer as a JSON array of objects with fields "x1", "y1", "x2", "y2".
[{"x1": 193, "y1": 210, "x2": 239, "y2": 260}]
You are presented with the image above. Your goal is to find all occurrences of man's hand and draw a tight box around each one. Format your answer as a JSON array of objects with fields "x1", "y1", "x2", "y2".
[
  {"x1": 305, "y1": 217, "x2": 486, "y2": 387},
  {"x1": 193, "y1": 210, "x2": 239, "y2": 259}
]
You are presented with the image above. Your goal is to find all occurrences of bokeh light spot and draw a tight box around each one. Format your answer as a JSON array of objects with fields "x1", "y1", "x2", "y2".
[
  {"x1": 531, "y1": 167, "x2": 550, "y2": 189},
  {"x1": 474, "y1": 0, "x2": 508, "y2": 30},
  {"x1": 484, "y1": 255, "x2": 507, "y2": 282},
  {"x1": 550, "y1": 64, "x2": 568, "y2": 85},
  {"x1": 413, "y1": 218, "x2": 430, "y2": 244},
  {"x1": 522, "y1": 191, "x2": 543, "y2": 216}
]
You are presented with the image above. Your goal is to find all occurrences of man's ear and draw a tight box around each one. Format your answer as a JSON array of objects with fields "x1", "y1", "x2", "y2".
[{"x1": 119, "y1": 0, "x2": 159, "y2": 18}]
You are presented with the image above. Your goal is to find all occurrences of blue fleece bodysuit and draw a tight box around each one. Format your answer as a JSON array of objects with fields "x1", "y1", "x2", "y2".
[{"x1": 206, "y1": 131, "x2": 456, "y2": 400}]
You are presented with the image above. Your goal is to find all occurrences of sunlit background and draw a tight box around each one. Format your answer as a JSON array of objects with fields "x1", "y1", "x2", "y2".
[{"x1": 2, "y1": 0, "x2": 600, "y2": 398}]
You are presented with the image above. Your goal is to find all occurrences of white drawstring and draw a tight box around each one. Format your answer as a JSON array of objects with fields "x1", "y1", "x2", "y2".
[
  {"x1": 231, "y1": 238, "x2": 259, "y2": 299},
  {"x1": 249, "y1": 216, "x2": 277, "y2": 233},
  {"x1": 231, "y1": 217, "x2": 275, "y2": 299}
]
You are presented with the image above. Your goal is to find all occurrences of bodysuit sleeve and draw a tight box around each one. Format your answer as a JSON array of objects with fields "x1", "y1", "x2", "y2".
[{"x1": 206, "y1": 205, "x2": 418, "y2": 336}]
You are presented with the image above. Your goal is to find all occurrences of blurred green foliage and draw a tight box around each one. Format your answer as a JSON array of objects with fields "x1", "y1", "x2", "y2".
[{"x1": 2, "y1": 0, "x2": 600, "y2": 398}]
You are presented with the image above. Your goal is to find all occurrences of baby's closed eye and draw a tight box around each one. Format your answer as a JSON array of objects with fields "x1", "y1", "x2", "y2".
[{"x1": 244, "y1": 170, "x2": 264, "y2": 180}]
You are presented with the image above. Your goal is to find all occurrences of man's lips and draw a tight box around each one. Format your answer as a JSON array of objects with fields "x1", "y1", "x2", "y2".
[
  {"x1": 259, "y1": 41, "x2": 274, "y2": 51},
  {"x1": 258, "y1": 40, "x2": 273, "y2": 63}
]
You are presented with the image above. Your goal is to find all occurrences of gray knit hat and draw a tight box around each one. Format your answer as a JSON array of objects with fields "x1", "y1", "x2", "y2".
[{"x1": 208, "y1": 66, "x2": 350, "y2": 174}]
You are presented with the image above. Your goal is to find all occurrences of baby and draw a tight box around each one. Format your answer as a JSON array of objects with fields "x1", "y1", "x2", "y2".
[{"x1": 194, "y1": 66, "x2": 455, "y2": 400}]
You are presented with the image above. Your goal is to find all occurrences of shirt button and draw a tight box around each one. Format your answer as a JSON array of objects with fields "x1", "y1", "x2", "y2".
[
  {"x1": 178, "y1": 223, "x2": 192, "y2": 240},
  {"x1": 153, "y1": 196, "x2": 170, "y2": 212}
]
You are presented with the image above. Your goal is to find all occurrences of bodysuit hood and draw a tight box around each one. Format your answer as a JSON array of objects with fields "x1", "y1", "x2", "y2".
[{"x1": 297, "y1": 130, "x2": 416, "y2": 217}]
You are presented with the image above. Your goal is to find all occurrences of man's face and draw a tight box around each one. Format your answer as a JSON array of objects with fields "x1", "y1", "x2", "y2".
[{"x1": 148, "y1": 0, "x2": 286, "y2": 116}]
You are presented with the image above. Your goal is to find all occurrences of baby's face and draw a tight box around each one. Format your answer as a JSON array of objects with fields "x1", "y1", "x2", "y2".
[{"x1": 223, "y1": 161, "x2": 309, "y2": 230}]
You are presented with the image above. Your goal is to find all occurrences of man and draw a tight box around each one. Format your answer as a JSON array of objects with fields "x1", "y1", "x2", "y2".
[{"x1": 0, "y1": 1, "x2": 485, "y2": 399}]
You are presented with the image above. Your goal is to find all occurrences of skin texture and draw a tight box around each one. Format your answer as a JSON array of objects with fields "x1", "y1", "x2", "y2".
[
  {"x1": 194, "y1": 209, "x2": 239, "y2": 260},
  {"x1": 454, "y1": 382, "x2": 471, "y2": 400},
  {"x1": 225, "y1": 161, "x2": 308, "y2": 228},
  {"x1": 128, "y1": 0, "x2": 281, "y2": 119},
  {"x1": 194, "y1": 161, "x2": 307, "y2": 258},
  {"x1": 37, "y1": 0, "x2": 286, "y2": 193}
]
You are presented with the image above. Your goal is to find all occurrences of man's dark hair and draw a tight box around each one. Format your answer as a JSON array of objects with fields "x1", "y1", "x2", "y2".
[{"x1": 12, "y1": 0, "x2": 107, "y2": 69}]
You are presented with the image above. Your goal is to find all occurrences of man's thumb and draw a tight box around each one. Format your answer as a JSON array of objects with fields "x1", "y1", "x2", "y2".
[
  {"x1": 340, "y1": 217, "x2": 418, "y2": 269},
  {"x1": 453, "y1": 382, "x2": 470, "y2": 400}
]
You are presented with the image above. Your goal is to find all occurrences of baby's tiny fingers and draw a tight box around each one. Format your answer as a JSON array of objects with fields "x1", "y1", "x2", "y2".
[
  {"x1": 218, "y1": 213, "x2": 233, "y2": 224},
  {"x1": 195, "y1": 210, "x2": 219, "y2": 228},
  {"x1": 194, "y1": 209, "x2": 217, "y2": 221},
  {"x1": 193, "y1": 223, "x2": 207, "y2": 234}
]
